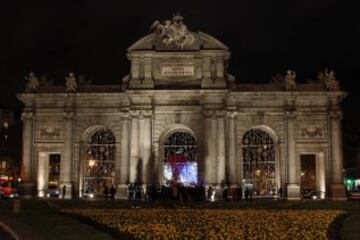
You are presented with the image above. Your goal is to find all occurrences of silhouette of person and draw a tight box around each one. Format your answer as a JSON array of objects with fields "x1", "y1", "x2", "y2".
[{"x1": 62, "y1": 185, "x2": 66, "y2": 199}]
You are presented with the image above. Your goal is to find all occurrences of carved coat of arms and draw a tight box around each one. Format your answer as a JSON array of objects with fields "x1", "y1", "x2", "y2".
[{"x1": 151, "y1": 14, "x2": 195, "y2": 49}]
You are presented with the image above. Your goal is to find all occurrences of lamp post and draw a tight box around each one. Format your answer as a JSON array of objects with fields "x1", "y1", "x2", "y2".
[
  {"x1": 255, "y1": 169, "x2": 261, "y2": 196},
  {"x1": 88, "y1": 159, "x2": 95, "y2": 198}
]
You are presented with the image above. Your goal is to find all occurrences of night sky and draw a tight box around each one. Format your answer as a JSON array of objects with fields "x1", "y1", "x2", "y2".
[{"x1": 1, "y1": 1, "x2": 359, "y2": 165}]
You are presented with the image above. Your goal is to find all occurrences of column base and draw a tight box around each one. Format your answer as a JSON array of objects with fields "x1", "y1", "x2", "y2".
[
  {"x1": 19, "y1": 182, "x2": 35, "y2": 198},
  {"x1": 116, "y1": 184, "x2": 129, "y2": 199},
  {"x1": 328, "y1": 183, "x2": 347, "y2": 201},
  {"x1": 59, "y1": 182, "x2": 73, "y2": 199},
  {"x1": 287, "y1": 183, "x2": 301, "y2": 200}
]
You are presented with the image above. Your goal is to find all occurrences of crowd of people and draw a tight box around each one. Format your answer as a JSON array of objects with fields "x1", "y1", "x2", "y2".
[
  {"x1": 66, "y1": 183, "x2": 283, "y2": 201},
  {"x1": 125, "y1": 183, "x2": 284, "y2": 202},
  {"x1": 127, "y1": 183, "x2": 206, "y2": 202}
]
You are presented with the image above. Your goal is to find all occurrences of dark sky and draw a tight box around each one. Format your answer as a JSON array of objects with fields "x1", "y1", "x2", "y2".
[{"x1": 1, "y1": 1, "x2": 359, "y2": 163}]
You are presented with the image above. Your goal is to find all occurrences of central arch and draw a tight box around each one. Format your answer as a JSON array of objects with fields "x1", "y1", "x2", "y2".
[{"x1": 159, "y1": 125, "x2": 198, "y2": 186}]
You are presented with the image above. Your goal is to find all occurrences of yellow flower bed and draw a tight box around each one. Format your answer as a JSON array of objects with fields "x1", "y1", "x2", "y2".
[{"x1": 62, "y1": 208, "x2": 345, "y2": 240}]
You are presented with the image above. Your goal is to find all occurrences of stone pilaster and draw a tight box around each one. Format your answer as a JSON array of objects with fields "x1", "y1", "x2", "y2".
[
  {"x1": 60, "y1": 111, "x2": 74, "y2": 199},
  {"x1": 129, "y1": 57, "x2": 141, "y2": 88},
  {"x1": 201, "y1": 57, "x2": 213, "y2": 88},
  {"x1": 328, "y1": 109, "x2": 347, "y2": 200},
  {"x1": 143, "y1": 57, "x2": 154, "y2": 88},
  {"x1": 203, "y1": 110, "x2": 216, "y2": 186},
  {"x1": 285, "y1": 108, "x2": 300, "y2": 200},
  {"x1": 140, "y1": 110, "x2": 153, "y2": 185},
  {"x1": 20, "y1": 111, "x2": 35, "y2": 198}
]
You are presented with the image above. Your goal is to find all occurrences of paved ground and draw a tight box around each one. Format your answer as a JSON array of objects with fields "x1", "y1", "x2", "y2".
[
  {"x1": 340, "y1": 210, "x2": 360, "y2": 240},
  {"x1": 0, "y1": 227, "x2": 14, "y2": 240},
  {"x1": 0, "y1": 200, "x2": 115, "y2": 240}
]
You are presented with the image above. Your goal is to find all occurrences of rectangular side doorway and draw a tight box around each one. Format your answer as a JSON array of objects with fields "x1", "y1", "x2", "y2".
[
  {"x1": 48, "y1": 154, "x2": 60, "y2": 198},
  {"x1": 300, "y1": 154, "x2": 316, "y2": 199}
]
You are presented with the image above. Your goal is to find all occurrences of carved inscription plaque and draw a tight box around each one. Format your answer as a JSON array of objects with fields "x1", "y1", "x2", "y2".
[{"x1": 161, "y1": 63, "x2": 194, "y2": 77}]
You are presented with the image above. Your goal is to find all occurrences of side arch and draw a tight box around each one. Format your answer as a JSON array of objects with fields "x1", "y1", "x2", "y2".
[
  {"x1": 239, "y1": 125, "x2": 281, "y2": 196},
  {"x1": 78, "y1": 125, "x2": 117, "y2": 197}
]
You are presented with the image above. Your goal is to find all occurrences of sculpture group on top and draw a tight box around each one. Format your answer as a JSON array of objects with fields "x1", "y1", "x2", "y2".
[
  {"x1": 25, "y1": 71, "x2": 40, "y2": 92},
  {"x1": 65, "y1": 72, "x2": 77, "y2": 92},
  {"x1": 151, "y1": 14, "x2": 195, "y2": 49},
  {"x1": 24, "y1": 71, "x2": 97, "y2": 92},
  {"x1": 271, "y1": 70, "x2": 297, "y2": 91},
  {"x1": 284, "y1": 70, "x2": 297, "y2": 91},
  {"x1": 270, "y1": 68, "x2": 339, "y2": 91},
  {"x1": 318, "y1": 68, "x2": 339, "y2": 91}
]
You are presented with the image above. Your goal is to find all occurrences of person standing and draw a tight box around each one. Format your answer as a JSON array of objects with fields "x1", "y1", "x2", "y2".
[
  {"x1": 62, "y1": 185, "x2": 66, "y2": 200},
  {"x1": 104, "y1": 186, "x2": 109, "y2": 200},
  {"x1": 278, "y1": 187, "x2": 283, "y2": 200},
  {"x1": 110, "y1": 185, "x2": 116, "y2": 200},
  {"x1": 236, "y1": 185, "x2": 242, "y2": 201},
  {"x1": 244, "y1": 187, "x2": 250, "y2": 201}
]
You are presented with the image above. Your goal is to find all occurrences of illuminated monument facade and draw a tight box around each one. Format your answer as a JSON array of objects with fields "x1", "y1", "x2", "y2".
[{"x1": 18, "y1": 15, "x2": 347, "y2": 200}]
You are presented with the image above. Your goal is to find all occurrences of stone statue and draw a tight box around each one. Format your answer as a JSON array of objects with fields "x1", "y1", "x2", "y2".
[
  {"x1": 25, "y1": 71, "x2": 40, "y2": 92},
  {"x1": 284, "y1": 70, "x2": 296, "y2": 91},
  {"x1": 324, "y1": 68, "x2": 339, "y2": 91},
  {"x1": 65, "y1": 72, "x2": 77, "y2": 92},
  {"x1": 150, "y1": 14, "x2": 195, "y2": 48}
]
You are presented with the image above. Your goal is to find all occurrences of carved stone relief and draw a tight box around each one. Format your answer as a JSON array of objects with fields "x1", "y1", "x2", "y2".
[
  {"x1": 298, "y1": 126, "x2": 324, "y2": 138},
  {"x1": 39, "y1": 127, "x2": 61, "y2": 138}
]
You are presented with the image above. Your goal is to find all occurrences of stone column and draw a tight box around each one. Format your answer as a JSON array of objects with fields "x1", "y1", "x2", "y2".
[
  {"x1": 328, "y1": 110, "x2": 347, "y2": 200},
  {"x1": 203, "y1": 110, "x2": 214, "y2": 186},
  {"x1": 216, "y1": 111, "x2": 226, "y2": 185},
  {"x1": 21, "y1": 111, "x2": 35, "y2": 197},
  {"x1": 317, "y1": 152, "x2": 326, "y2": 199},
  {"x1": 60, "y1": 112, "x2": 74, "y2": 199},
  {"x1": 140, "y1": 110, "x2": 153, "y2": 185},
  {"x1": 129, "y1": 111, "x2": 139, "y2": 183},
  {"x1": 117, "y1": 115, "x2": 130, "y2": 199},
  {"x1": 285, "y1": 110, "x2": 300, "y2": 200},
  {"x1": 37, "y1": 152, "x2": 49, "y2": 197},
  {"x1": 227, "y1": 111, "x2": 237, "y2": 186},
  {"x1": 201, "y1": 57, "x2": 212, "y2": 88}
]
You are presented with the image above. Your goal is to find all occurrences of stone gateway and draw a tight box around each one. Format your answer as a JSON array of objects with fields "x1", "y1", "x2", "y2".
[{"x1": 17, "y1": 16, "x2": 347, "y2": 200}]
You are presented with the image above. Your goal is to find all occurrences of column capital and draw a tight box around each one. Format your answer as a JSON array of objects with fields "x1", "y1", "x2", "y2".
[
  {"x1": 139, "y1": 110, "x2": 153, "y2": 118},
  {"x1": 329, "y1": 110, "x2": 343, "y2": 120},
  {"x1": 215, "y1": 110, "x2": 226, "y2": 118},
  {"x1": 21, "y1": 111, "x2": 34, "y2": 121},
  {"x1": 120, "y1": 112, "x2": 130, "y2": 120},
  {"x1": 284, "y1": 111, "x2": 297, "y2": 120},
  {"x1": 129, "y1": 110, "x2": 140, "y2": 118},
  {"x1": 202, "y1": 110, "x2": 215, "y2": 118},
  {"x1": 63, "y1": 111, "x2": 75, "y2": 120},
  {"x1": 226, "y1": 111, "x2": 238, "y2": 119}
]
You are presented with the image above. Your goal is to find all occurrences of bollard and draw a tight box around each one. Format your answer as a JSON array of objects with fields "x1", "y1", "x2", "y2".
[{"x1": 13, "y1": 199, "x2": 21, "y2": 213}]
